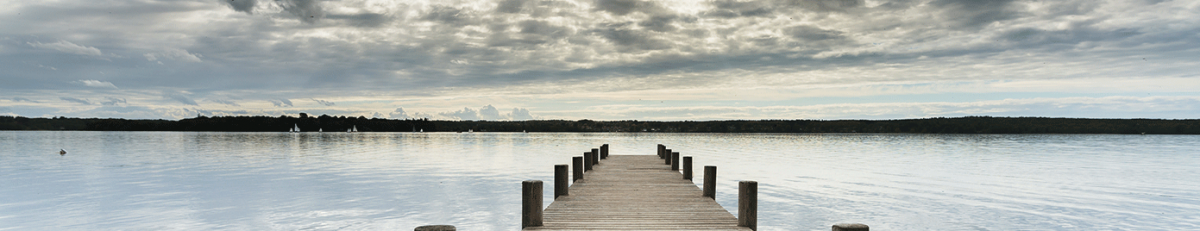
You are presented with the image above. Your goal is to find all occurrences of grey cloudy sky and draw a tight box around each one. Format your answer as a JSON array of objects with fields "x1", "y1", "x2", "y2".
[{"x1": 1, "y1": 0, "x2": 1197, "y2": 120}]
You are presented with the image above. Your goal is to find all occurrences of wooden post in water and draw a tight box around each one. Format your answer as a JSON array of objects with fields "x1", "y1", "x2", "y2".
[
  {"x1": 584, "y1": 152, "x2": 593, "y2": 171},
  {"x1": 683, "y1": 156, "x2": 693, "y2": 181},
  {"x1": 414, "y1": 225, "x2": 455, "y2": 231},
  {"x1": 739, "y1": 181, "x2": 757, "y2": 230},
  {"x1": 832, "y1": 223, "x2": 869, "y2": 231},
  {"x1": 591, "y1": 148, "x2": 600, "y2": 164},
  {"x1": 522, "y1": 180, "x2": 543, "y2": 228},
  {"x1": 555, "y1": 165, "x2": 568, "y2": 198},
  {"x1": 663, "y1": 149, "x2": 672, "y2": 165},
  {"x1": 600, "y1": 144, "x2": 608, "y2": 159},
  {"x1": 703, "y1": 166, "x2": 717, "y2": 199},
  {"x1": 572, "y1": 157, "x2": 583, "y2": 182},
  {"x1": 670, "y1": 152, "x2": 680, "y2": 171}
]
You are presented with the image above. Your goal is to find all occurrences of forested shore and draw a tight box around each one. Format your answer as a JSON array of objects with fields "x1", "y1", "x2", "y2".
[{"x1": 2, "y1": 115, "x2": 1197, "y2": 134}]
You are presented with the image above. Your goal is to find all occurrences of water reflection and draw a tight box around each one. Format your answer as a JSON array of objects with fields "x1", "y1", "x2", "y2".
[{"x1": 1, "y1": 132, "x2": 1198, "y2": 230}]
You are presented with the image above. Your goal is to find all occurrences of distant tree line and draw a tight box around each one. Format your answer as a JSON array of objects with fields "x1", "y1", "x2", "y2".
[{"x1": 2, "y1": 115, "x2": 1198, "y2": 134}]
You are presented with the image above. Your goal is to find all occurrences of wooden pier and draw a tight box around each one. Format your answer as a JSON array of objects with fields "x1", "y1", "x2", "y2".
[{"x1": 522, "y1": 144, "x2": 757, "y2": 231}]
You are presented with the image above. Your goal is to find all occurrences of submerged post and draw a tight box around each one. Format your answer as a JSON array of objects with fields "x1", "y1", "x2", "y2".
[
  {"x1": 555, "y1": 165, "x2": 568, "y2": 198},
  {"x1": 521, "y1": 180, "x2": 543, "y2": 228},
  {"x1": 664, "y1": 149, "x2": 672, "y2": 165},
  {"x1": 573, "y1": 156, "x2": 584, "y2": 182},
  {"x1": 591, "y1": 148, "x2": 600, "y2": 164},
  {"x1": 670, "y1": 152, "x2": 680, "y2": 171},
  {"x1": 703, "y1": 166, "x2": 717, "y2": 199},
  {"x1": 600, "y1": 144, "x2": 608, "y2": 159},
  {"x1": 683, "y1": 156, "x2": 693, "y2": 181},
  {"x1": 739, "y1": 181, "x2": 757, "y2": 230},
  {"x1": 832, "y1": 224, "x2": 869, "y2": 231},
  {"x1": 584, "y1": 152, "x2": 593, "y2": 171}
]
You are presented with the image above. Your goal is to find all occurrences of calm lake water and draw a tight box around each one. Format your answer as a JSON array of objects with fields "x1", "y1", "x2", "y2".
[{"x1": 1, "y1": 131, "x2": 1197, "y2": 230}]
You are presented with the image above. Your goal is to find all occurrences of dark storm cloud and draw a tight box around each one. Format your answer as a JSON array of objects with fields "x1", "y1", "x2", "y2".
[
  {"x1": 60, "y1": 97, "x2": 91, "y2": 105},
  {"x1": 785, "y1": 25, "x2": 848, "y2": 41},
  {"x1": 594, "y1": 23, "x2": 671, "y2": 51},
  {"x1": 221, "y1": 0, "x2": 257, "y2": 14}
]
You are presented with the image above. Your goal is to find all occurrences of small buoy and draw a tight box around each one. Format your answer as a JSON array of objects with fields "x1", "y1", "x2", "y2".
[{"x1": 60, "y1": 149, "x2": 66, "y2": 155}]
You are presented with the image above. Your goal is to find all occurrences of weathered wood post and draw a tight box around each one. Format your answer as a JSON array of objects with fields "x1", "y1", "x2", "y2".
[
  {"x1": 658, "y1": 144, "x2": 665, "y2": 159},
  {"x1": 670, "y1": 152, "x2": 680, "y2": 171},
  {"x1": 703, "y1": 166, "x2": 717, "y2": 199},
  {"x1": 555, "y1": 165, "x2": 568, "y2": 198},
  {"x1": 600, "y1": 144, "x2": 608, "y2": 159},
  {"x1": 832, "y1": 223, "x2": 869, "y2": 231},
  {"x1": 414, "y1": 225, "x2": 455, "y2": 231},
  {"x1": 663, "y1": 149, "x2": 672, "y2": 165},
  {"x1": 683, "y1": 156, "x2": 693, "y2": 181},
  {"x1": 584, "y1": 152, "x2": 593, "y2": 171},
  {"x1": 573, "y1": 156, "x2": 584, "y2": 182},
  {"x1": 591, "y1": 148, "x2": 600, "y2": 164},
  {"x1": 739, "y1": 181, "x2": 757, "y2": 230},
  {"x1": 522, "y1": 180, "x2": 543, "y2": 228}
]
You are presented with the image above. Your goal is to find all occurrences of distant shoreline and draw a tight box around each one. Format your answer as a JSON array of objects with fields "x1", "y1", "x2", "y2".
[{"x1": 3, "y1": 115, "x2": 1197, "y2": 134}]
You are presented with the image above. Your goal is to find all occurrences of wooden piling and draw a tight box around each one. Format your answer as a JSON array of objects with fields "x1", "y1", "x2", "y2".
[
  {"x1": 600, "y1": 144, "x2": 608, "y2": 159},
  {"x1": 572, "y1": 156, "x2": 583, "y2": 182},
  {"x1": 591, "y1": 148, "x2": 600, "y2": 164},
  {"x1": 683, "y1": 156, "x2": 693, "y2": 181},
  {"x1": 670, "y1": 152, "x2": 680, "y2": 171},
  {"x1": 554, "y1": 165, "x2": 568, "y2": 198},
  {"x1": 414, "y1": 225, "x2": 455, "y2": 231},
  {"x1": 584, "y1": 152, "x2": 593, "y2": 171},
  {"x1": 739, "y1": 181, "x2": 757, "y2": 230},
  {"x1": 664, "y1": 149, "x2": 672, "y2": 165},
  {"x1": 658, "y1": 144, "x2": 665, "y2": 159},
  {"x1": 703, "y1": 166, "x2": 717, "y2": 199},
  {"x1": 832, "y1": 223, "x2": 869, "y2": 231},
  {"x1": 522, "y1": 180, "x2": 543, "y2": 228}
]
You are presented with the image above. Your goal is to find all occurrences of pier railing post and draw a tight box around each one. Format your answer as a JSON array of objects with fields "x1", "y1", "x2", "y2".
[
  {"x1": 739, "y1": 181, "x2": 757, "y2": 230},
  {"x1": 555, "y1": 165, "x2": 568, "y2": 198},
  {"x1": 832, "y1": 223, "x2": 869, "y2": 231},
  {"x1": 683, "y1": 156, "x2": 693, "y2": 181},
  {"x1": 601, "y1": 144, "x2": 608, "y2": 159},
  {"x1": 573, "y1": 156, "x2": 584, "y2": 182},
  {"x1": 591, "y1": 148, "x2": 600, "y2": 164},
  {"x1": 703, "y1": 166, "x2": 717, "y2": 199},
  {"x1": 522, "y1": 180, "x2": 543, "y2": 228},
  {"x1": 584, "y1": 152, "x2": 593, "y2": 171},
  {"x1": 670, "y1": 152, "x2": 680, "y2": 171},
  {"x1": 664, "y1": 149, "x2": 672, "y2": 165}
]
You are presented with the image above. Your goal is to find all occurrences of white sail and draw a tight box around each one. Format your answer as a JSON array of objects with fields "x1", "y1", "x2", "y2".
[
  {"x1": 294, "y1": 124, "x2": 300, "y2": 132},
  {"x1": 319, "y1": 128, "x2": 323, "y2": 132},
  {"x1": 352, "y1": 126, "x2": 358, "y2": 132}
]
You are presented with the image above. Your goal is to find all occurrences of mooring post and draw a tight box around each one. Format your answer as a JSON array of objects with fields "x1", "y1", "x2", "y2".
[
  {"x1": 414, "y1": 225, "x2": 455, "y2": 231},
  {"x1": 832, "y1": 223, "x2": 869, "y2": 231},
  {"x1": 591, "y1": 148, "x2": 600, "y2": 164},
  {"x1": 573, "y1": 156, "x2": 583, "y2": 182},
  {"x1": 670, "y1": 152, "x2": 680, "y2": 171},
  {"x1": 703, "y1": 165, "x2": 717, "y2": 199},
  {"x1": 584, "y1": 152, "x2": 593, "y2": 171},
  {"x1": 601, "y1": 144, "x2": 608, "y2": 159},
  {"x1": 555, "y1": 165, "x2": 568, "y2": 198},
  {"x1": 739, "y1": 181, "x2": 758, "y2": 230},
  {"x1": 521, "y1": 180, "x2": 543, "y2": 228},
  {"x1": 683, "y1": 156, "x2": 693, "y2": 181},
  {"x1": 664, "y1": 149, "x2": 672, "y2": 165},
  {"x1": 658, "y1": 145, "x2": 665, "y2": 159}
]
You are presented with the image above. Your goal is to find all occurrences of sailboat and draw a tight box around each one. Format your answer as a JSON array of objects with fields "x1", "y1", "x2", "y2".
[
  {"x1": 352, "y1": 125, "x2": 358, "y2": 133},
  {"x1": 419, "y1": 129, "x2": 423, "y2": 133},
  {"x1": 292, "y1": 124, "x2": 300, "y2": 133},
  {"x1": 319, "y1": 128, "x2": 323, "y2": 133}
]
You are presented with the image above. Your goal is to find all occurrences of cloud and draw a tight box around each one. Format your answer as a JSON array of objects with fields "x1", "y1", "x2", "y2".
[
  {"x1": 371, "y1": 112, "x2": 384, "y2": 118},
  {"x1": 75, "y1": 80, "x2": 118, "y2": 89},
  {"x1": 479, "y1": 105, "x2": 503, "y2": 120},
  {"x1": 207, "y1": 99, "x2": 240, "y2": 106},
  {"x1": 144, "y1": 49, "x2": 202, "y2": 62},
  {"x1": 311, "y1": 98, "x2": 335, "y2": 106},
  {"x1": 389, "y1": 107, "x2": 409, "y2": 119},
  {"x1": 28, "y1": 40, "x2": 103, "y2": 57},
  {"x1": 11, "y1": 97, "x2": 38, "y2": 103},
  {"x1": 276, "y1": 0, "x2": 324, "y2": 24},
  {"x1": 222, "y1": 0, "x2": 258, "y2": 14},
  {"x1": 270, "y1": 99, "x2": 293, "y2": 107},
  {"x1": 101, "y1": 97, "x2": 126, "y2": 106},
  {"x1": 59, "y1": 97, "x2": 91, "y2": 105},
  {"x1": 163, "y1": 93, "x2": 198, "y2": 106},
  {"x1": 439, "y1": 107, "x2": 479, "y2": 120},
  {"x1": 510, "y1": 108, "x2": 533, "y2": 120}
]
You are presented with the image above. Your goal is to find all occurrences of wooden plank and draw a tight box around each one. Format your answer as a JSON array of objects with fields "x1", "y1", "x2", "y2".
[{"x1": 524, "y1": 155, "x2": 751, "y2": 231}]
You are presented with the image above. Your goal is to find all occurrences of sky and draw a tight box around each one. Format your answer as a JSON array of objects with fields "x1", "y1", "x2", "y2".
[{"x1": 1, "y1": 0, "x2": 1198, "y2": 121}]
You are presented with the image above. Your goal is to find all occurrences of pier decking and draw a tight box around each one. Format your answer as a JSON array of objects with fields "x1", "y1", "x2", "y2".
[{"x1": 524, "y1": 154, "x2": 752, "y2": 231}]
